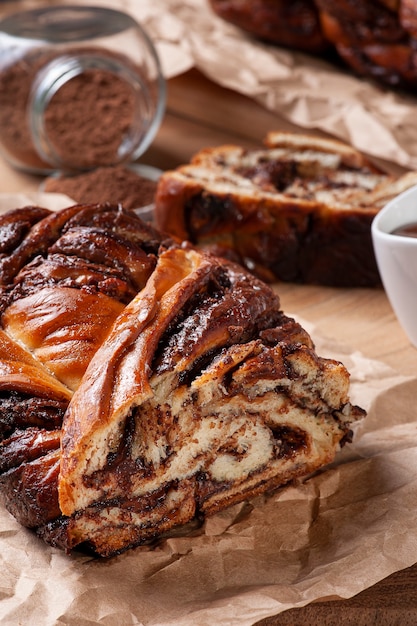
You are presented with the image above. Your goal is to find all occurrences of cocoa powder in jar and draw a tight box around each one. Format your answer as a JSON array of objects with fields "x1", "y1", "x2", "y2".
[{"x1": 0, "y1": 48, "x2": 138, "y2": 172}]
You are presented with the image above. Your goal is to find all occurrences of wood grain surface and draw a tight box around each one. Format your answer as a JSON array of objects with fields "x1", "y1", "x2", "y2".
[{"x1": 256, "y1": 565, "x2": 417, "y2": 625}]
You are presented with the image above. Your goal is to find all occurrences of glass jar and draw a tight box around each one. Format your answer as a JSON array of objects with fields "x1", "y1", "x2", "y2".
[{"x1": 0, "y1": 5, "x2": 166, "y2": 173}]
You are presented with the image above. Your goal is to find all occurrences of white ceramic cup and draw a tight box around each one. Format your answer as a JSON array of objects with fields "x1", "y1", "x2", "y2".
[{"x1": 372, "y1": 184, "x2": 417, "y2": 348}]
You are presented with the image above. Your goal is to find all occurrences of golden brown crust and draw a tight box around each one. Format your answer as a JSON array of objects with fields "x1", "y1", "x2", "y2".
[
  {"x1": 2, "y1": 288, "x2": 125, "y2": 392},
  {"x1": 0, "y1": 329, "x2": 71, "y2": 402}
]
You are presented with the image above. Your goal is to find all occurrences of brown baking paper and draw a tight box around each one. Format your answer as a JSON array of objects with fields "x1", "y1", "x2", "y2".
[
  {"x1": 2, "y1": 0, "x2": 415, "y2": 170},
  {"x1": 1, "y1": 194, "x2": 417, "y2": 625}
]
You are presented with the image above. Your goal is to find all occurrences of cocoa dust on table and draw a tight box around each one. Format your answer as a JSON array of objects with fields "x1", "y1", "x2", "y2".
[
  {"x1": 0, "y1": 49, "x2": 139, "y2": 171},
  {"x1": 44, "y1": 165, "x2": 158, "y2": 210}
]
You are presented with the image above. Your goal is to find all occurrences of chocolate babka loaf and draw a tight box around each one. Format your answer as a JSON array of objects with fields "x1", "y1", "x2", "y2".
[
  {"x1": 0, "y1": 203, "x2": 364, "y2": 556},
  {"x1": 208, "y1": 0, "x2": 329, "y2": 53},
  {"x1": 154, "y1": 131, "x2": 417, "y2": 287},
  {"x1": 209, "y1": 0, "x2": 417, "y2": 91},
  {"x1": 315, "y1": 0, "x2": 417, "y2": 89}
]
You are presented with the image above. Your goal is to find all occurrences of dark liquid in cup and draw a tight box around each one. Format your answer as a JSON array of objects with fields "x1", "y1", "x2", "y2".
[{"x1": 391, "y1": 222, "x2": 417, "y2": 238}]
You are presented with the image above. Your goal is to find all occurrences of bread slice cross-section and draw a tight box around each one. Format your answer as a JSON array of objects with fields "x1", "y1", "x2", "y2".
[
  {"x1": 154, "y1": 131, "x2": 417, "y2": 286},
  {"x1": 58, "y1": 247, "x2": 363, "y2": 556}
]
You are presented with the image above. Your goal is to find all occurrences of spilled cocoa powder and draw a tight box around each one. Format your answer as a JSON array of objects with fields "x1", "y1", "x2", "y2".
[
  {"x1": 43, "y1": 165, "x2": 158, "y2": 210},
  {"x1": 0, "y1": 49, "x2": 138, "y2": 171}
]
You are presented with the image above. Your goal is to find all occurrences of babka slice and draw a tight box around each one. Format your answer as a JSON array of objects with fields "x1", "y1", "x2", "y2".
[
  {"x1": 154, "y1": 131, "x2": 417, "y2": 287},
  {"x1": 57, "y1": 246, "x2": 364, "y2": 556}
]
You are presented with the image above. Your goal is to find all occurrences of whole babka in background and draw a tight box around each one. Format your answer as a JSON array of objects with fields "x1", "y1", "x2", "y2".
[
  {"x1": 209, "y1": 0, "x2": 417, "y2": 91},
  {"x1": 207, "y1": 0, "x2": 329, "y2": 53}
]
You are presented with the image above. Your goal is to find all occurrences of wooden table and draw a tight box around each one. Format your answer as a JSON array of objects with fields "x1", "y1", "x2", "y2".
[{"x1": 2, "y1": 68, "x2": 417, "y2": 625}]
